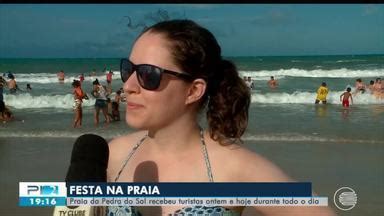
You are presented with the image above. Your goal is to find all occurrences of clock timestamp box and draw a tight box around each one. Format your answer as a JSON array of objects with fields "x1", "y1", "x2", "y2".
[{"x1": 19, "y1": 197, "x2": 66, "y2": 207}]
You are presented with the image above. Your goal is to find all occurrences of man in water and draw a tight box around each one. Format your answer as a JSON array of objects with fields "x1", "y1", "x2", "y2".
[
  {"x1": 372, "y1": 78, "x2": 384, "y2": 99},
  {"x1": 7, "y1": 73, "x2": 17, "y2": 93},
  {"x1": 373, "y1": 78, "x2": 382, "y2": 92},
  {"x1": 57, "y1": 70, "x2": 65, "y2": 83},
  {"x1": 367, "y1": 80, "x2": 375, "y2": 94},
  {"x1": 267, "y1": 76, "x2": 278, "y2": 88},
  {"x1": 106, "y1": 70, "x2": 113, "y2": 94},
  {"x1": 245, "y1": 76, "x2": 254, "y2": 90},
  {"x1": 353, "y1": 78, "x2": 366, "y2": 95},
  {"x1": 315, "y1": 82, "x2": 329, "y2": 104}
]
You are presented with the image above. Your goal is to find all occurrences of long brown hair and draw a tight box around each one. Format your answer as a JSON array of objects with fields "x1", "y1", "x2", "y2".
[{"x1": 144, "y1": 20, "x2": 250, "y2": 145}]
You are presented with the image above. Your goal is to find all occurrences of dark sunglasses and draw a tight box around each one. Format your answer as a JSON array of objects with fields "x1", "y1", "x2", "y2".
[{"x1": 120, "y1": 59, "x2": 194, "y2": 90}]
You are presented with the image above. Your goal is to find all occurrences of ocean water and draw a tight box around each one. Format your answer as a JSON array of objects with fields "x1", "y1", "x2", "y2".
[
  {"x1": 1, "y1": 55, "x2": 383, "y2": 140},
  {"x1": 0, "y1": 55, "x2": 383, "y2": 215}
]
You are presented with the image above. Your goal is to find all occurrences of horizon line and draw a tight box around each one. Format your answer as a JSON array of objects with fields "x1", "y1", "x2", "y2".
[{"x1": 1, "y1": 53, "x2": 383, "y2": 59}]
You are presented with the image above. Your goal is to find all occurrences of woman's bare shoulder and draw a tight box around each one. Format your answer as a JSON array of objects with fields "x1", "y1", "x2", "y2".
[
  {"x1": 107, "y1": 131, "x2": 147, "y2": 181},
  {"x1": 109, "y1": 131, "x2": 147, "y2": 149}
]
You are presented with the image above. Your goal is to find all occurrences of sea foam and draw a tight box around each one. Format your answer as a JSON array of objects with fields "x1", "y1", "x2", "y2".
[
  {"x1": 3, "y1": 90, "x2": 383, "y2": 110},
  {"x1": 240, "y1": 68, "x2": 384, "y2": 80}
]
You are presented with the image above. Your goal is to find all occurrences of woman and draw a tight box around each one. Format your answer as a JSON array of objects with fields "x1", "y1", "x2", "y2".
[
  {"x1": 72, "y1": 80, "x2": 84, "y2": 128},
  {"x1": 107, "y1": 20, "x2": 335, "y2": 216},
  {"x1": 92, "y1": 79, "x2": 110, "y2": 125}
]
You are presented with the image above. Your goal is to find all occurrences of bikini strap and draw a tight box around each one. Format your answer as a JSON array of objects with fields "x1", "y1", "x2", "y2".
[
  {"x1": 114, "y1": 134, "x2": 148, "y2": 182},
  {"x1": 114, "y1": 128, "x2": 214, "y2": 182},
  {"x1": 199, "y1": 127, "x2": 214, "y2": 182}
]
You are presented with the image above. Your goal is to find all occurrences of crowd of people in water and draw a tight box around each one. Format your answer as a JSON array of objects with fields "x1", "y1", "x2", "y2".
[
  {"x1": 314, "y1": 77, "x2": 384, "y2": 107},
  {"x1": 243, "y1": 75, "x2": 384, "y2": 108},
  {"x1": 66, "y1": 68, "x2": 126, "y2": 128},
  {"x1": 0, "y1": 67, "x2": 126, "y2": 125},
  {"x1": 56, "y1": 67, "x2": 126, "y2": 128},
  {"x1": 1, "y1": 67, "x2": 383, "y2": 125},
  {"x1": 244, "y1": 75, "x2": 279, "y2": 90}
]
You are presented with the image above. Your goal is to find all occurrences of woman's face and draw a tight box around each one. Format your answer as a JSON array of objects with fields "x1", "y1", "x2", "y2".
[{"x1": 123, "y1": 31, "x2": 191, "y2": 130}]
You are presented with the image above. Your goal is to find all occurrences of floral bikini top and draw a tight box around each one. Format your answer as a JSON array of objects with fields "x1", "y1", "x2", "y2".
[{"x1": 107, "y1": 129, "x2": 240, "y2": 216}]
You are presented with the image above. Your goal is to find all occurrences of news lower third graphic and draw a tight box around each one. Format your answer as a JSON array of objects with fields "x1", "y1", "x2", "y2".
[
  {"x1": 333, "y1": 187, "x2": 358, "y2": 211},
  {"x1": 19, "y1": 182, "x2": 329, "y2": 207}
]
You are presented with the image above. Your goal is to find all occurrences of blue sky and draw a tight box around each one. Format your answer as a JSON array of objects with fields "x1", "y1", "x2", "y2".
[{"x1": 0, "y1": 4, "x2": 383, "y2": 57}]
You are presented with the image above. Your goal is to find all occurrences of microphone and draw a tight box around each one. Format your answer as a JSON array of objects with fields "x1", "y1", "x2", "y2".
[
  {"x1": 66, "y1": 134, "x2": 109, "y2": 182},
  {"x1": 53, "y1": 134, "x2": 109, "y2": 216}
]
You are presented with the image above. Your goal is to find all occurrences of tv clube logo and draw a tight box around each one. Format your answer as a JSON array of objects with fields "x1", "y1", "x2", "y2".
[
  {"x1": 27, "y1": 185, "x2": 59, "y2": 195},
  {"x1": 333, "y1": 187, "x2": 358, "y2": 211}
]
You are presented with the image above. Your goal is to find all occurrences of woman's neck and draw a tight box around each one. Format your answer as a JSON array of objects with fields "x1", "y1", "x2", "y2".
[{"x1": 145, "y1": 116, "x2": 202, "y2": 154}]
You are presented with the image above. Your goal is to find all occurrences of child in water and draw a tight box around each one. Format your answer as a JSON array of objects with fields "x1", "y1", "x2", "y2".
[
  {"x1": 315, "y1": 82, "x2": 329, "y2": 104},
  {"x1": 111, "y1": 101, "x2": 120, "y2": 121},
  {"x1": 340, "y1": 87, "x2": 353, "y2": 107}
]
